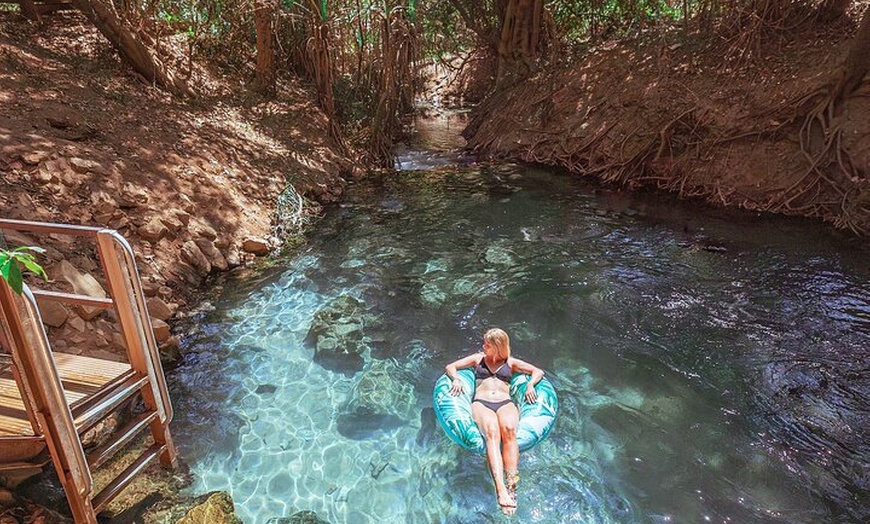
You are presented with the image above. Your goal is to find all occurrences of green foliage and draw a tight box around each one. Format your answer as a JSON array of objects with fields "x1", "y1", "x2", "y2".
[{"x1": 0, "y1": 247, "x2": 48, "y2": 295}]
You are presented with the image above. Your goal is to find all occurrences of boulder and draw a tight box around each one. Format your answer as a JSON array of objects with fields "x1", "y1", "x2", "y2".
[
  {"x1": 35, "y1": 159, "x2": 67, "y2": 184},
  {"x1": 118, "y1": 184, "x2": 149, "y2": 208},
  {"x1": 176, "y1": 492, "x2": 242, "y2": 524},
  {"x1": 35, "y1": 298, "x2": 68, "y2": 328},
  {"x1": 90, "y1": 191, "x2": 117, "y2": 214},
  {"x1": 68, "y1": 157, "x2": 103, "y2": 174},
  {"x1": 159, "y1": 336, "x2": 181, "y2": 363},
  {"x1": 267, "y1": 511, "x2": 331, "y2": 524},
  {"x1": 195, "y1": 223, "x2": 217, "y2": 241},
  {"x1": 305, "y1": 295, "x2": 375, "y2": 375},
  {"x1": 108, "y1": 215, "x2": 129, "y2": 230},
  {"x1": 0, "y1": 487, "x2": 15, "y2": 504},
  {"x1": 146, "y1": 297, "x2": 174, "y2": 321},
  {"x1": 141, "y1": 280, "x2": 161, "y2": 297},
  {"x1": 181, "y1": 241, "x2": 211, "y2": 276},
  {"x1": 111, "y1": 332, "x2": 128, "y2": 350},
  {"x1": 195, "y1": 238, "x2": 228, "y2": 272},
  {"x1": 58, "y1": 260, "x2": 108, "y2": 321},
  {"x1": 1, "y1": 230, "x2": 35, "y2": 247},
  {"x1": 225, "y1": 250, "x2": 241, "y2": 268},
  {"x1": 159, "y1": 215, "x2": 185, "y2": 236},
  {"x1": 21, "y1": 151, "x2": 47, "y2": 166},
  {"x1": 173, "y1": 210, "x2": 191, "y2": 226},
  {"x1": 138, "y1": 217, "x2": 168, "y2": 243},
  {"x1": 241, "y1": 238, "x2": 270, "y2": 256},
  {"x1": 336, "y1": 359, "x2": 415, "y2": 440},
  {"x1": 67, "y1": 316, "x2": 86, "y2": 332},
  {"x1": 150, "y1": 318, "x2": 171, "y2": 343}
]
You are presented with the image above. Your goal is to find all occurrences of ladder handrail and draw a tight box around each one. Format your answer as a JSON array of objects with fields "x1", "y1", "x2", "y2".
[
  {"x1": 0, "y1": 219, "x2": 103, "y2": 237},
  {"x1": 0, "y1": 220, "x2": 177, "y2": 522},
  {"x1": 96, "y1": 230, "x2": 174, "y2": 425},
  {"x1": 0, "y1": 281, "x2": 93, "y2": 496},
  {"x1": 0, "y1": 219, "x2": 173, "y2": 425}
]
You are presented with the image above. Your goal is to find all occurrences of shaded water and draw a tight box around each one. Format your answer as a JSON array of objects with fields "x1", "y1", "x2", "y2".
[{"x1": 169, "y1": 117, "x2": 869, "y2": 523}]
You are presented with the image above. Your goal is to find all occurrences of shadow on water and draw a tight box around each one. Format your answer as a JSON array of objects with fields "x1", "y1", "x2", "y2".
[{"x1": 167, "y1": 114, "x2": 870, "y2": 523}]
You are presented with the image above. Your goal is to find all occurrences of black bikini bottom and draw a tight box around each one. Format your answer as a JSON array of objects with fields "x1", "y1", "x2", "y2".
[{"x1": 473, "y1": 398, "x2": 513, "y2": 413}]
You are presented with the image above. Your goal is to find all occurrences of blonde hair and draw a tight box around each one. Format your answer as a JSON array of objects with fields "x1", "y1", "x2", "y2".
[{"x1": 484, "y1": 328, "x2": 511, "y2": 360}]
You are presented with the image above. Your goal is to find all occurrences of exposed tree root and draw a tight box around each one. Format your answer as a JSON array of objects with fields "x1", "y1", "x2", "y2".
[{"x1": 464, "y1": 56, "x2": 869, "y2": 234}]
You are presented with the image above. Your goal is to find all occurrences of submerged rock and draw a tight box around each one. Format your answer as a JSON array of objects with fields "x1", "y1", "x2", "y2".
[
  {"x1": 176, "y1": 491, "x2": 241, "y2": 524},
  {"x1": 305, "y1": 294, "x2": 376, "y2": 375},
  {"x1": 267, "y1": 510, "x2": 331, "y2": 523},
  {"x1": 337, "y1": 359, "x2": 416, "y2": 440},
  {"x1": 482, "y1": 242, "x2": 516, "y2": 266},
  {"x1": 336, "y1": 409, "x2": 403, "y2": 440}
]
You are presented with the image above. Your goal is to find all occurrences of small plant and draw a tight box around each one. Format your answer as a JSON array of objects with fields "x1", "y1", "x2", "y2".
[{"x1": 0, "y1": 247, "x2": 48, "y2": 295}]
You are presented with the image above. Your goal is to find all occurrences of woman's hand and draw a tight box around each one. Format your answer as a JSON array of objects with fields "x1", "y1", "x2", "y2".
[
  {"x1": 524, "y1": 385, "x2": 538, "y2": 404},
  {"x1": 448, "y1": 379, "x2": 464, "y2": 396}
]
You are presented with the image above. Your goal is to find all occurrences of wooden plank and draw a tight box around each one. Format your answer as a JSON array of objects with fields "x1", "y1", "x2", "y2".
[
  {"x1": 53, "y1": 353, "x2": 131, "y2": 389},
  {"x1": 32, "y1": 289, "x2": 114, "y2": 310},
  {"x1": 0, "y1": 353, "x2": 130, "y2": 438},
  {"x1": 0, "y1": 436, "x2": 45, "y2": 464}
]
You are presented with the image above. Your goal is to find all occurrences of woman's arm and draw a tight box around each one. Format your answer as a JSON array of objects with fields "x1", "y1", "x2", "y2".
[
  {"x1": 445, "y1": 353, "x2": 481, "y2": 396},
  {"x1": 509, "y1": 357, "x2": 544, "y2": 403}
]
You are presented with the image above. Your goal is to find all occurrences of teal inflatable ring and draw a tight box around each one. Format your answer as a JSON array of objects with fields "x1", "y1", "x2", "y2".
[{"x1": 433, "y1": 368, "x2": 558, "y2": 454}]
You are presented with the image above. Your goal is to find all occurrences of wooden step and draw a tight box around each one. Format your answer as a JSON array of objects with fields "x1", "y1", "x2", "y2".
[
  {"x1": 91, "y1": 443, "x2": 164, "y2": 513},
  {"x1": 73, "y1": 373, "x2": 148, "y2": 434},
  {"x1": 0, "y1": 353, "x2": 132, "y2": 438},
  {"x1": 0, "y1": 436, "x2": 48, "y2": 469},
  {"x1": 87, "y1": 410, "x2": 158, "y2": 470}
]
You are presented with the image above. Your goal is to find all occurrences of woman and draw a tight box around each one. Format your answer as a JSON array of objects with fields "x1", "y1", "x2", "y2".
[{"x1": 444, "y1": 328, "x2": 544, "y2": 515}]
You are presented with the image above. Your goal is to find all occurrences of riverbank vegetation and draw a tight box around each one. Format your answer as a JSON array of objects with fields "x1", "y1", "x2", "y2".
[
  {"x1": 0, "y1": 0, "x2": 868, "y2": 521},
  {"x1": 4, "y1": 1, "x2": 868, "y2": 233}
]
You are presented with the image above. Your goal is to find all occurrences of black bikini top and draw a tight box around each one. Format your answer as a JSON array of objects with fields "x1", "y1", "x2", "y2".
[{"x1": 474, "y1": 356, "x2": 512, "y2": 384}]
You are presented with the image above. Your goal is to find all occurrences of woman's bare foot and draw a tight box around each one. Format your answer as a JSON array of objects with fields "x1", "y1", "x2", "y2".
[{"x1": 498, "y1": 490, "x2": 517, "y2": 515}]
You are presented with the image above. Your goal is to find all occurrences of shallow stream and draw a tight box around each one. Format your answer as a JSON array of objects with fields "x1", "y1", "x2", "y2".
[{"x1": 168, "y1": 113, "x2": 869, "y2": 523}]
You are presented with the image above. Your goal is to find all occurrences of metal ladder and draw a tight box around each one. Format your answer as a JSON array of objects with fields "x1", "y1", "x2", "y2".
[{"x1": 0, "y1": 219, "x2": 176, "y2": 523}]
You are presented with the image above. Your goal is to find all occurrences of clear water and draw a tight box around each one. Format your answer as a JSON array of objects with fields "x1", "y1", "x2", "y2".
[{"x1": 168, "y1": 120, "x2": 869, "y2": 524}]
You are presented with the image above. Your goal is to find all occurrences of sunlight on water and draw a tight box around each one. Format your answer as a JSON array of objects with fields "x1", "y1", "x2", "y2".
[{"x1": 170, "y1": 164, "x2": 869, "y2": 524}]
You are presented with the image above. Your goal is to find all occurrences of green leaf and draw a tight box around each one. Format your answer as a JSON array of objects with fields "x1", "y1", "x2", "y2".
[
  {"x1": 0, "y1": 259, "x2": 11, "y2": 282},
  {"x1": 1, "y1": 246, "x2": 48, "y2": 294},
  {"x1": 13, "y1": 246, "x2": 45, "y2": 254},
  {"x1": 7, "y1": 264, "x2": 23, "y2": 294},
  {"x1": 20, "y1": 257, "x2": 48, "y2": 280}
]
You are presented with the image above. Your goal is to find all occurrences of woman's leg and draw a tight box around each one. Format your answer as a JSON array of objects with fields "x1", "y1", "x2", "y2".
[
  {"x1": 472, "y1": 402, "x2": 515, "y2": 514},
  {"x1": 496, "y1": 403, "x2": 521, "y2": 498}
]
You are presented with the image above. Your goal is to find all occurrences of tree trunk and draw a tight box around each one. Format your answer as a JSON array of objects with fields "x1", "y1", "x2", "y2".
[
  {"x1": 19, "y1": 0, "x2": 41, "y2": 21},
  {"x1": 496, "y1": 0, "x2": 545, "y2": 81},
  {"x1": 253, "y1": 0, "x2": 277, "y2": 95},
  {"x1": 832, "y1": 7, "x2": 870, "y2": 114},
  {"x1": 70, "y1": 0, "x2": 191, "y2": 96}
]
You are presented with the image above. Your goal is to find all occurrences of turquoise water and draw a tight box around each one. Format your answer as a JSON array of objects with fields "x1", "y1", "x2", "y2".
[{"x1": 169, "y1": 148, "x2": 869, "y2": 522}]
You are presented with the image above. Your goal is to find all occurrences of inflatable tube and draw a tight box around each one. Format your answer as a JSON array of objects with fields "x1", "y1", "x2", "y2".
[{"x1": 433, "y1": 368, "x2": 558, "y2": 454}]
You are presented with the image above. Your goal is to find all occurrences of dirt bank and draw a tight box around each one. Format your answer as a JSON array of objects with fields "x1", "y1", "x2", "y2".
[
  {"x1": 0, "y1": 11, "x2": 352, "y2": 358},
  {"x1": 462, "y1": 23, "x2": 870, "y2": 234},
  {"x1": 1, "y1": 11, "x2": 351, "y2": 520}
]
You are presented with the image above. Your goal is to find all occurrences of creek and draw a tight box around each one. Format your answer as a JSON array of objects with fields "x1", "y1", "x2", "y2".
[{"x1": 168, "y1": 112, "x2": 869, "y2": 523}]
